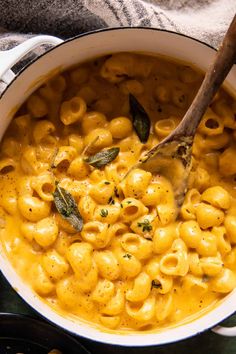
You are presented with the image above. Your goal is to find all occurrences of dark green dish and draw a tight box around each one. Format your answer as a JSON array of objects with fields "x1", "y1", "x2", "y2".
[{"x1": 0, "y1": 313, "x2": 90, "y2": 354}]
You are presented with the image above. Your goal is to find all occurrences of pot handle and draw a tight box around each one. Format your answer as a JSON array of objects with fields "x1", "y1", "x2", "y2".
[
  {"x1": 212, "y1": 325, "x2": 236, "y2": 337},
  {"x1": 0, "y1": 35, "x2": 63, "y2": 84}
]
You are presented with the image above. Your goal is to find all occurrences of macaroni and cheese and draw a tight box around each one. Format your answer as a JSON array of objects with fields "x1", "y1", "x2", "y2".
[{"x1": 0, "y1": 52, "x2": 236, "y2": 332}]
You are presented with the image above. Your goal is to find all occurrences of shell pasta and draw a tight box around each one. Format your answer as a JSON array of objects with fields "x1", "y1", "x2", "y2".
[{"x1": 1, "y1": 52, "x2": 236, "y2": 332}]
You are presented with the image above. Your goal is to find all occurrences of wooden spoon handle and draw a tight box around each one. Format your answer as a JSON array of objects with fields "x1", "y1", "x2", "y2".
[{"x1": 175, "y1": 14, "x2": 236, "y2": 137}]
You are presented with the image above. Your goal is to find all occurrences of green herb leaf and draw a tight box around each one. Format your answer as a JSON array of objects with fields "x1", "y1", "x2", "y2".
[
  {"x1": 108, "y1": 197, "x2": 115, "y2": 205},
  {"x1": 100, "y1": 209, "x2": 108, "y2": 217},
  {"x1": 137, "y1": 219, "x2": 152, "y2": 232},
  {"x1": 202, "y1": 274, "x2": 210, "y2": 283},
  {"x1": 53, "y1": 184, "x2": 83, "y2": 232},
  {"x1": 129, "y1": 93, "x2": 150, "y2": 143},
  {"x1": 151, "y1": 280, "x2": 162, "y2": 289},
  {"x1": 50, "y1": 147, "x2": 59, "y2": 169},
  {"x1": 84, "y1": 147, "x2": 120, "y2": 169},
  {"x1": 114, "y1": 186, "x2": 119, "y2": 198},
  {"x1": 123, "y1": 253, "x2": 132, "y2": 259}
]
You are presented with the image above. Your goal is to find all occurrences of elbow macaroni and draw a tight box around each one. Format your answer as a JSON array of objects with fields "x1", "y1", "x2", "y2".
[{"x1": 1, "y1": 51, "x2": 236, "y2": 332}]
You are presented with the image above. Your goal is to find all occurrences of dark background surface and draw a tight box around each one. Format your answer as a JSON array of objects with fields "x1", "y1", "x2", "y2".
[{"x1": 1, "y1": 273, "x2": 236, "y2": 353}]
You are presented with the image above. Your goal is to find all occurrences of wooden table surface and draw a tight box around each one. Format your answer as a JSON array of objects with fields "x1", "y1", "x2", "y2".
[{"x1": 1, "y1": 272, "x2": 236, "y2": 354}]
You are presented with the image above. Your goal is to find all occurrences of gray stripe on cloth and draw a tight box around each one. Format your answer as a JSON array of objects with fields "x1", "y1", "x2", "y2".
[
  {"x1": 132, "y1": 1, "x2": 152, "y2": 26},
  {"x1": 103, "y1": 0, "x2": 124, "y2": 25},
  {"x1": 116, "y1": 0, "x2": 132, "y2": 25}
]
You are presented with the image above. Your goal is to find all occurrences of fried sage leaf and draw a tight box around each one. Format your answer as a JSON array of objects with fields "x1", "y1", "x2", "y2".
[
  {"x1": 84, "y1": 147, "x2": 120, "y2": 168},
  {"x1": 53, "y1": 184, "x2": 83, "y2": 232},
  {"x1": 129, "y1": 93, "x2": 150, "y2": 143}
]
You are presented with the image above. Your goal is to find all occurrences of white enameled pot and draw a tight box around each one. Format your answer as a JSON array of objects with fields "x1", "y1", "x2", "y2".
[{"x1": 0, "y1": 28, "x2": 236, "y2": 347}]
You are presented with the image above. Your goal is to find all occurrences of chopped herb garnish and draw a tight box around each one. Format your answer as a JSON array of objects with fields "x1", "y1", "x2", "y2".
[
  {"x1": 50, "y1": 147, "x2": 59, "y2": 169},
  {"x1": 137, "y1": 219, "x2": 152, "y2": 232},
  {"x1": 108, "y1": 197, "x2": 115, "y2": 205},
  {"x1": 84, "y1": 147, "x2": 120, "y2": 169},
  {"x1": 53, "y1": 184, "x2": 83, "y2": 232},
  {"x1": 151, "y1": 280, "x2": 162, "y2": 289},
  {"x1": 202, "y1": 274, "x2": 209, "y2": 283},
  {"x1": 104, "y1": 181, "x2": 110, "y2": 185},
  {"x1": 123, "y1": 253, "x2": 132, "y2": 259},
  {"x1": 100, "y1": 209, "x2": 108, "y2": 217},
  {"x1": 126, "y1": 201, "x2": 132, "y2": 204},
  {"x1": 120, "y1": 204, "x2": 123, "y2": 208},
  {"x1": 129, "y1": 93, "x2": 151, "y2": 143},
  {"x1": 114, "y1": 187, "x2": 119, "y2": 198}
]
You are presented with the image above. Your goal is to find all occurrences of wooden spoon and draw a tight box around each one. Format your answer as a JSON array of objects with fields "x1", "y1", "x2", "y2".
[{"x1": 136, "y1": 14, "x2": 236, "y2": 206}]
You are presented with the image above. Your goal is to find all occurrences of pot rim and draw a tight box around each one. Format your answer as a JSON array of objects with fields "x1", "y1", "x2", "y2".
[{"x1": 1, "y1": 26, "x2": 217, "y2": 99}]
